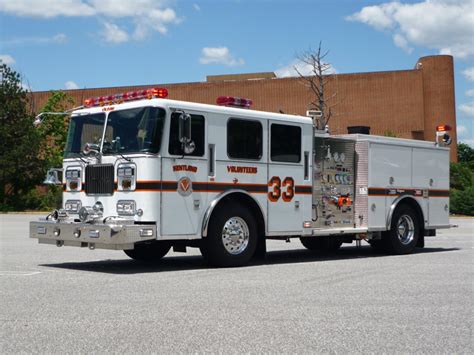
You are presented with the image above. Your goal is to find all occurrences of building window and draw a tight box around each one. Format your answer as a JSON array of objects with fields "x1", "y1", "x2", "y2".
[
  {"x1": 168, "y1": 112, "x2": 205, "y2": 156},
  {"x1": 227, "y1": 118, "x2": 263, "y2": 160},
  {"x1": 271, "y1": 123, "x2": 301, "y2": 163}
]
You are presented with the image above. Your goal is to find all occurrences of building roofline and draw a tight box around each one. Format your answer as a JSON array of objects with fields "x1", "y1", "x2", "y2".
[
  {"x1": 32, "y1": 55, "x2": 455, "y2": 94},
  {"x1": 31, "y1": 66, "x2": 427, "y2": 94}
]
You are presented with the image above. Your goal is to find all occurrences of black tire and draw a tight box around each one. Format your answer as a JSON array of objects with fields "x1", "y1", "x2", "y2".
[
  {"x1": 300, "y1": 237, "x2": 343, "y2": 252},
  {"x1": 200, "y1": 203, "x2": 257, "y2": 267},
  {"x1": 382, "y1": 204, "x2": 420, "y2": 254},
  {"x1": 124, "y1": 241, "x2": 171, "y2": 262}
]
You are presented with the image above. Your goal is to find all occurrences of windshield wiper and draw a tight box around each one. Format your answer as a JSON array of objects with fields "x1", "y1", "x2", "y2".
[
  {"x1": 116, "y1": 152, "x2": 131, "y2": 162},
  {"x1": 102, "y1": 146, "x2": 131, "y2": 162}
]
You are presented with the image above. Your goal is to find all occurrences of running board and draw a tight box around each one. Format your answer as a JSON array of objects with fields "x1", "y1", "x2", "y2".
[{"x1": 310, "y1": 227, "x2": 368, "y2": 237}]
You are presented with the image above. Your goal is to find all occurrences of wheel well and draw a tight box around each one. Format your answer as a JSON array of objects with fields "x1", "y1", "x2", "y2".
[
  {"x1": 214, "y1": 192, "x2": 265, "y2": 238},
  {"x1": 393, "y1": 198, "x2": 425, "y2": 233}
]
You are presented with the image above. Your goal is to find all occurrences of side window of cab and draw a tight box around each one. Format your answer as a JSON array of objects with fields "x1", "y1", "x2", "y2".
[{"x1": 168, "y1": 112, "x2": 205, "y2": 156}]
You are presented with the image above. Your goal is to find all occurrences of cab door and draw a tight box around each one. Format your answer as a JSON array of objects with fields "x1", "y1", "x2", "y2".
[
  {"x1": 161, "y1": 111, "x2": 208, "y2": 237},
  {"x1": 267, "y1": 121, "x2": 306, "y2": 233}
]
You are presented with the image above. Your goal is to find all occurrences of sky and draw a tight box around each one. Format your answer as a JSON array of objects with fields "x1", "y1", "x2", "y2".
[{"x1": 0, "y1": 0, "x2": 473, "y2": 146}]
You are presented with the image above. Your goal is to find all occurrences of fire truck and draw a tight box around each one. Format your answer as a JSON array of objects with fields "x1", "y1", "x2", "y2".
[{"x1": 30, "y1": 87, "x2": 451, "y2": 267}]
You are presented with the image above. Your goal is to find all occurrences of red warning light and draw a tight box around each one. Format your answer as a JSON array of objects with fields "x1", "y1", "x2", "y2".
[
  {"x1": 83, "y1": 87, "x2": 168, "y2": 107},
  {"x1": 216, "y1": 96, "x2": 253, "y2": 108},
  {"x1": 436, "y1": 125, "x2": 452, "y2": 132}
]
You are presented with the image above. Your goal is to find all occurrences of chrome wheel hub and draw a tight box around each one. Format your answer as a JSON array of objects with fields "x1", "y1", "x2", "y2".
[
  {"x1": 397, "y1": 214, "x2": 415, "y2": 245},
  {"x1": 221, "y1": 217, "x2": 249, "y2": 255}
]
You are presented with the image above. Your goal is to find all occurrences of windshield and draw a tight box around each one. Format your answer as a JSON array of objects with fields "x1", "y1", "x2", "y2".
[
  {"x1": 64, "y1": 107, "x2": 166, "y2": 158},
  {"x1": 64, "y1": 113, "x2": 105, "y2": 158}
]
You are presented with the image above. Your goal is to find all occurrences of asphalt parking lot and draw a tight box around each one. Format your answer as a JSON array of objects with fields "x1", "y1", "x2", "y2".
[{"x1": 0, "y1": 214, "x2": 472, "y2": 353}]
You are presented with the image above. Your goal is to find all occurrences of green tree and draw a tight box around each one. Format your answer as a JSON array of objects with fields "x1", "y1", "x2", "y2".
[
  {"x1": 450, "y1": 187, "x2": 474, "y2": 216},
  {"x1": 0, "y1": 63, "x2": 43, "y2": 210},
  {"x1": 36, "y1": 91, "x2": 75, "y2": 210},
  {"x1": 449, "y1": 142, "x2": 474, "y2": 215},
  {"x1": 38, "y1": 91, "x2": 74, "y2": 168},
  {"x1": 457, "y1": 142, "x2": 474, "y2": 169},
  {"x1": 450, "y1": 162, "x2": 473, "y2": 190}
]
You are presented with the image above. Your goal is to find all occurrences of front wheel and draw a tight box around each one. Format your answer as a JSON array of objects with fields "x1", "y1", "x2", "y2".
[
  {"x1": 382, "y1": 204, "x2": 420, "y2": 254},
  {"x1": 200, "y1": 204, "x2": 257, "y2": 267},
  {"x1": 124, "y1": 241, "x2": 171, "y2": 262}
]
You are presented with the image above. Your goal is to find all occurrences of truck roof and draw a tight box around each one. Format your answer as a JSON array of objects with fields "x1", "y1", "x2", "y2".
[
  {"x1": 335, "y1": 133, "x2": 450, "y2": 150},
  {"x1": 72, "y1": 98, "x2": 313, "y2": 126}
]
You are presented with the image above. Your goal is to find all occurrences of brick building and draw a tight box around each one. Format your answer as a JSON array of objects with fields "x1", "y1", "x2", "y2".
[{"x1": 30, "y1": 55, "x2": 457, "y2": 160}]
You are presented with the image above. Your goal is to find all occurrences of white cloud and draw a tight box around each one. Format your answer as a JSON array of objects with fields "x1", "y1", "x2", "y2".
[
  {"x1": 199, "y1": 47, "x2": 244, "y2": 67},
  {"x1": 1, "y1": 33, "x2": 67, "y2": 46},
  {"x1": 460, "y1": 138, "x2": 474, "y2": 147},
  {"x1": 193, "y1": 4, "x2": 201, "y2": 11},
  {"x1": 457, "y1": 122, "x2": 474, "y2": 147},
  {"x1": 347, "y1": 0, "x2": 474, "y2": 59},
  {"x1": 21, "y1": 82, "x2": 32, "y2": 91},
  {"x1": 346, "y1": 2, "x2": 399, "y2": 30},
  {"x1": 0, "y1": 0, "x2": 95, "y2": 18},
  {"x1": 0, "y1": 0, "x2": 180, "y2": 43},
  {"x1": 457, "y1": 124, "x2": 467, "y2": 135},
  {"x1": 463, "y1": 67, "x2": 474, "y2": 82},
  {"x1": 0, "y1": 54, "x2": 15, "y2": 65},
  {"x1": 52, "y1": 33, "x2": 67, "y2": 43},
  {"x1": 466, "y1": 89, "x2": 474, "y2": 97},
  {"x1": 459, "y1": 103, "x2": 474, "y2": 117},
  {"x1": 101, "y1": 22, "x2": 129, "y2": 44},
  {"x1": 65, "y1": 81, "x2": 79, "y2": 89},
  {"x1": 393, "y1": 33, "x2": 413, "y2": 54},
  {"x1": 275, "y1": 59, "x2": 337, "y2": 78}
]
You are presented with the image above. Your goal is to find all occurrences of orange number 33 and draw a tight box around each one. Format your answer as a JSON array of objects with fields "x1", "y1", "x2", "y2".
[{"x1": 268, "y1": 176, "x2": 294, "y2": 202}]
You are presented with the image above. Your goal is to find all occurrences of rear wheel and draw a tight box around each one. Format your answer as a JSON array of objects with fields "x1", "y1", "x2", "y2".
[
  {"x1": 300, "y1": 237, "x2": 343, "y2": 252},
  {"x1": 200, "y1": 204, "x2": 257, "y2": 267},
  {"x1": 382, "y1": 204, "x2": 420, "y2": 254},
  {"x1": 124, "y1": 241, "x2": 171, "y2": 262}
]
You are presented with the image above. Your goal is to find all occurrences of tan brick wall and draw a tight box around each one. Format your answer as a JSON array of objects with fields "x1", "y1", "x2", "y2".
[{"x1": 29, "y1": 55, "x2": 457, "y2": 160}]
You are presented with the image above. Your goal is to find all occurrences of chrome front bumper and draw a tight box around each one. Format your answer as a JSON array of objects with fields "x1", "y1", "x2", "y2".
[{"x1": 30, "y1": 220, "x2": 156, "y2": 250}]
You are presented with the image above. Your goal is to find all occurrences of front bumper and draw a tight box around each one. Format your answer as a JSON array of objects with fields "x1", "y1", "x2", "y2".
[{"x1": 30, "y1": 220, "x2": 156, "y2": 250}]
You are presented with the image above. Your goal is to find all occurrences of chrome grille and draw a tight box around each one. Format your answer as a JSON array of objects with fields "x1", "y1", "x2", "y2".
[{"x1": 85, "y1": 164, "x2": 114, "y2": 195}]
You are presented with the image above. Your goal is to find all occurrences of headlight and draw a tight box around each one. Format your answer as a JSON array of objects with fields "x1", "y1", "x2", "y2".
[
  {"x1": 64, "y1": 200, "x2": 82, "y2": 214},
  {"x1": 117, "y1": 164, "x2": 136, "y2": 191},
  {"x1": 117, "y1": 200, "x2": 136, "y2": 215},
  {"x1": 78, "y1": 202, "x2": 103, "y2": 222},
  {"x1": 65, "y1": 167, "x2": 82, "y2": 192}
]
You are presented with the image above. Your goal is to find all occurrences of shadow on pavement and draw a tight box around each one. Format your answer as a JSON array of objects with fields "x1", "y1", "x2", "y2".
[{"x1": 40, "y1": 245, "x2": 460, "y2": 275}]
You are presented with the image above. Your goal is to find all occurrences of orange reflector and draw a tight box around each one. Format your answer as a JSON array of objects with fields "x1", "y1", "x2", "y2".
[{"x1": 436, "y1": 124, "x2": 452, "y2": 132}]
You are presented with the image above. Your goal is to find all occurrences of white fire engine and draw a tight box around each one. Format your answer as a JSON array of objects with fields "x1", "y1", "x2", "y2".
[{"x1": 30, "y1": 87, "x2": 451, "y2": 267}]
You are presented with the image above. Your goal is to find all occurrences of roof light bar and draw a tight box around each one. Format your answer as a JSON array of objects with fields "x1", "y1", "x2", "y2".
[
  {"x1": 84, "y1": 87, "x2": 168, "y2": 108},
  {"x1": 216, "y1": 96, "x2": 253, "y2": 109},
  {"x1": 436, "y1": 124, "x2": 452, "y2": 132}
]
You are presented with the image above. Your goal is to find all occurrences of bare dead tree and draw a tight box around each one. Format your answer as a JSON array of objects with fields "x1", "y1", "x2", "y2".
[{"x1": 294, "y1": 41, "x2": 339, "y2": 130}]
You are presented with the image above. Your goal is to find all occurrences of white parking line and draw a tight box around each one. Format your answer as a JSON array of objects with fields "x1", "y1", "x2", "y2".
[{"x1": 0, "y1": 271, "x2": 42, "y2": 276}]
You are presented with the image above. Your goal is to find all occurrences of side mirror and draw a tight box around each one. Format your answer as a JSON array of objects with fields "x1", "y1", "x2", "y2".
[
  {"x1": 43, "y1": 168, "x2": 63, "y2": 185},
  {"x1": 441, "y1": 133, "x2": 452, "y2": 146},
  {"x1": 83, "y1": 142, "x2": 100, "y2": 156},
  {"x1": 178, "y1": 113, "x2": 195, "y2": 154},
  {"x1": 436, "y1": 129, "x2": 452, "y2": 147},
  {"x1": 179, "y1": 113, "x2": 192, "y2": 143}
]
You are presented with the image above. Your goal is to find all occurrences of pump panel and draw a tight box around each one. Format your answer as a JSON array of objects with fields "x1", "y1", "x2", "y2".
[{"x1": 312, "y1": 138, "x2": 356, "y2": 228}]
